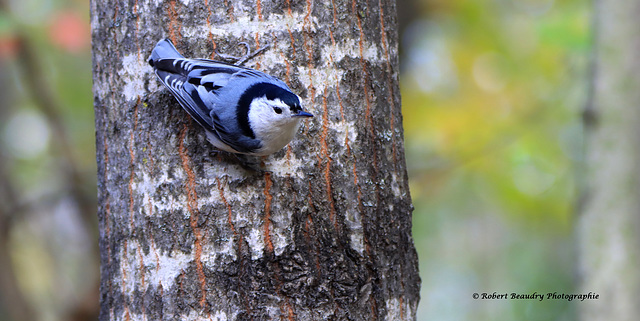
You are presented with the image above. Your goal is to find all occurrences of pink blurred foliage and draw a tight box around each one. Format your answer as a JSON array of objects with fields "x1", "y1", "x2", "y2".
[
  {"x1": 0, "y1": 34, "x2": 18, "y2": 58},
  {"x1": 48, "y1": 10, "x2": 90, "y2": 54}
]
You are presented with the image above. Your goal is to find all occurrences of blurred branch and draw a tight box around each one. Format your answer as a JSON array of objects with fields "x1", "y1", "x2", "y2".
[
  {"x1": 12, "y1": 29, "x2": 99, "y2": 321},
  {"x1": 0, "y1": 16, "x2": 36, "y2": 317},
  {"x1": 15, "y1": 34, "x2": 97, "y2": 231},
  {"x1": 575, "y1": 0, "x2": 600, "y2": 218}
]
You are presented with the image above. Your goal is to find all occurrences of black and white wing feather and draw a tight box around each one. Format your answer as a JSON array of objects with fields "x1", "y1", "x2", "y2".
[{"x1": 148, "y1": 39, "x2": 271, "y2": 154}]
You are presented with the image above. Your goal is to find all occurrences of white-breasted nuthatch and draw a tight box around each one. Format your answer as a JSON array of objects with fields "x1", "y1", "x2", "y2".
[{"x1": 148, "y1": 38, "x2": 313, "y2": 156}]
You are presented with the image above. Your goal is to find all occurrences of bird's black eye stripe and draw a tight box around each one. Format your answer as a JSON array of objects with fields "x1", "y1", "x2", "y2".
[{"x1": 273, "y1": 107, "x2": 282, "y2": 114}]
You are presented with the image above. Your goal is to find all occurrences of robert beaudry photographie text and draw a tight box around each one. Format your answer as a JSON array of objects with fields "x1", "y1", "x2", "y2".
[{"x1": 472, "y1": 292, "x2": 600, "y2": 302}]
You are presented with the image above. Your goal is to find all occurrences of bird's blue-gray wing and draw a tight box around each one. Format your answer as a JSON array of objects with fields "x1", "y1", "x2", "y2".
[
  {"x1": 151, "y1": 59, "x2": 216, "y2": 131},
  {"x1": 151, "y1": 56, "x2": 263, "y2": 153}
]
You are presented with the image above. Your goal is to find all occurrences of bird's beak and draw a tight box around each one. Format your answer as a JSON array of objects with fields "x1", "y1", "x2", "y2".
[{"x1": 293, "y1": 111, "x2": 314, "y2": 118}]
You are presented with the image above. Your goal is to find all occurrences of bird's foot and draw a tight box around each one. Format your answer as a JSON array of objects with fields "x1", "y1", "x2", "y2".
[
  {"x1": 216, "y1": 41, "x2": 271, "y2": 66},
  {"x1": 233, "y1": 154, "x2": 271, "y2": 173}
]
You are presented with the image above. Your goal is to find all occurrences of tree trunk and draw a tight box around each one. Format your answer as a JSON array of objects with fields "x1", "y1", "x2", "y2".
[
  {"x1": 578, "y1": 0, "x2": 640, "y2": 320},
  {"x1": 92, "y1": 0, "x2": 420, "y2": 320}
]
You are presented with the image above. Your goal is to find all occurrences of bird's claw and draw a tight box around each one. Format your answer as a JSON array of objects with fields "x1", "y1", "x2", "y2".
[
  {"x1": 215, "y1": 41, "x2": 271, "y2": 66},
  {"x1": 233, "y1": 154, "x2": 271, "y2": 173}
]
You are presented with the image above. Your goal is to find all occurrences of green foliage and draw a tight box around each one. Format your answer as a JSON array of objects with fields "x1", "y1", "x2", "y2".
[{"x1": 403, "y1": 0, "x2": 589, "y2": 319}]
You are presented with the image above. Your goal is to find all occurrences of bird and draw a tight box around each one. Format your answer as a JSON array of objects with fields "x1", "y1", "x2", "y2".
[{"x1": 148, "y1": 38, "x2": 313, "y2": 158}]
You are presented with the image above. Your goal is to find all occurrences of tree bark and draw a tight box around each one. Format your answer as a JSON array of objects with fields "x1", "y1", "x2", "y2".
[
  {"x1": 578, "y1": 0, "x2": 640, "y2": 320},
  {"x1": 92, "y1": 0, "x2": 419, "y2": 320}
]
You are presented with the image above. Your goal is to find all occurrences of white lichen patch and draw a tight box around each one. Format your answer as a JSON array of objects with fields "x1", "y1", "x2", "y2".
[
  {"x1": 115, "y1": 311, "x2": 142, "y2": 321},
  {"x1": 150, "y1": 249, "x2": 192, "y2": 290},
  {"x1": 349, "y1": 229, "x2": 364, "y2": 255},
  {"x1": 182, "y1": 12, "x2": 318, "y2": 41},
  {"x1": 246, "y1": 227, "x2": 265, "y2": 260},
  {"x1": 323, "y1": 38, "x2": 383, "y2": 64},
  {"x1": 329, "y1": 120, "x2": 358, "y2": 150},
  {"x1": 179, "y1": 310, "x2": 223, "y2": 321},
  {"x1": 90, "y1": 0, "x2": 99, "y2": 32},
  {"x1": 116, "y1": 293, "x2": 237, "y2": 320},
  {"x1": 247, "y1": 42, "x2": 290, "y2": 70},
  {"x1": 268, "y1": 210, "x2": 294, "y2": 257},
  {"x1": 202, "y1": 163, "x2": 248, "y2": 183},
  {"x1": 194, "y1": 178, "x2": 223, "y2": 209},
  {"x1": 118, "y1": 240, "x2": 192, "y2": 294},
  {"x1": 385, "y1": 298, "x2": 405, "y2": 320},
  {"x1": 272, "y1": 232, "x2": 290, "y2": 257},
  {"x1": 264, "y1": 153, "x2": 307, "y2": 179},
  {"x1": 119, "y1": 241, "x2": 138, "y2": 296},
  {"x1": 134, "y1": 171, "x2": 181, "y2": 216},
  {"x1": 211, "y1": 310, "x2": 229, "y2": 321},
  {"x1": 119, "y1": 53, "x2": 155, "y2": 102},
  {"x1": 295, "y1": 65, "x2": 345, "y2": 99},
  {"x1": 391, "y1": 172, "x2": 402, "y2": 198},
  {"x1": 201, "y1": 236, "x2": 236, "y2": 270},
  {"x1": 222, "y1": 183, "x2": 262, "y2": 207},
  {"x1": 345, "y1": 209, "x2": 364, "y2": 254}
]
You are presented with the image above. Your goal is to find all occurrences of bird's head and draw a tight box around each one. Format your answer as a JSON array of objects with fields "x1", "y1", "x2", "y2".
[{"x1": 245, "y1": 83, "x2": 313, "y2": 154}]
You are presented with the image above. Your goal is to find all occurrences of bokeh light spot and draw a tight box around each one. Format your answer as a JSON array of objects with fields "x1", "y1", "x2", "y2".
[
  {"x1": 3, "y1": 110, "x2": 51, "y2": 159},
  {"x1": 473, "y1": 52, "x2": 507, "y2": 93}
]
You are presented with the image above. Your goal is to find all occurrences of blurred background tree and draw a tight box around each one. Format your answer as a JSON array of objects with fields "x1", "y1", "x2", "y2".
[
  {"x1": 577, "y1": 0, "x2": 640, "y2": 320},
  {"x1": 400, "y1": 0, "x2": 591, "y2": 320},
  {"x1": 2, "y1": 0, "x2": 635, "y2": 320}
]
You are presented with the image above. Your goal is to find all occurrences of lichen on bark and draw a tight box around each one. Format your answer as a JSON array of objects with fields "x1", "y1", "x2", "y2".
[{"x1": 93, "y1": 0, "x2": 420, "y2": 320}]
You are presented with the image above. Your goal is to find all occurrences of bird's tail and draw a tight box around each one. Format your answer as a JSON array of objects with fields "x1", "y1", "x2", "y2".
[{"x1": 148, "y1": 38, "x2": 183, "y2": 67}]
